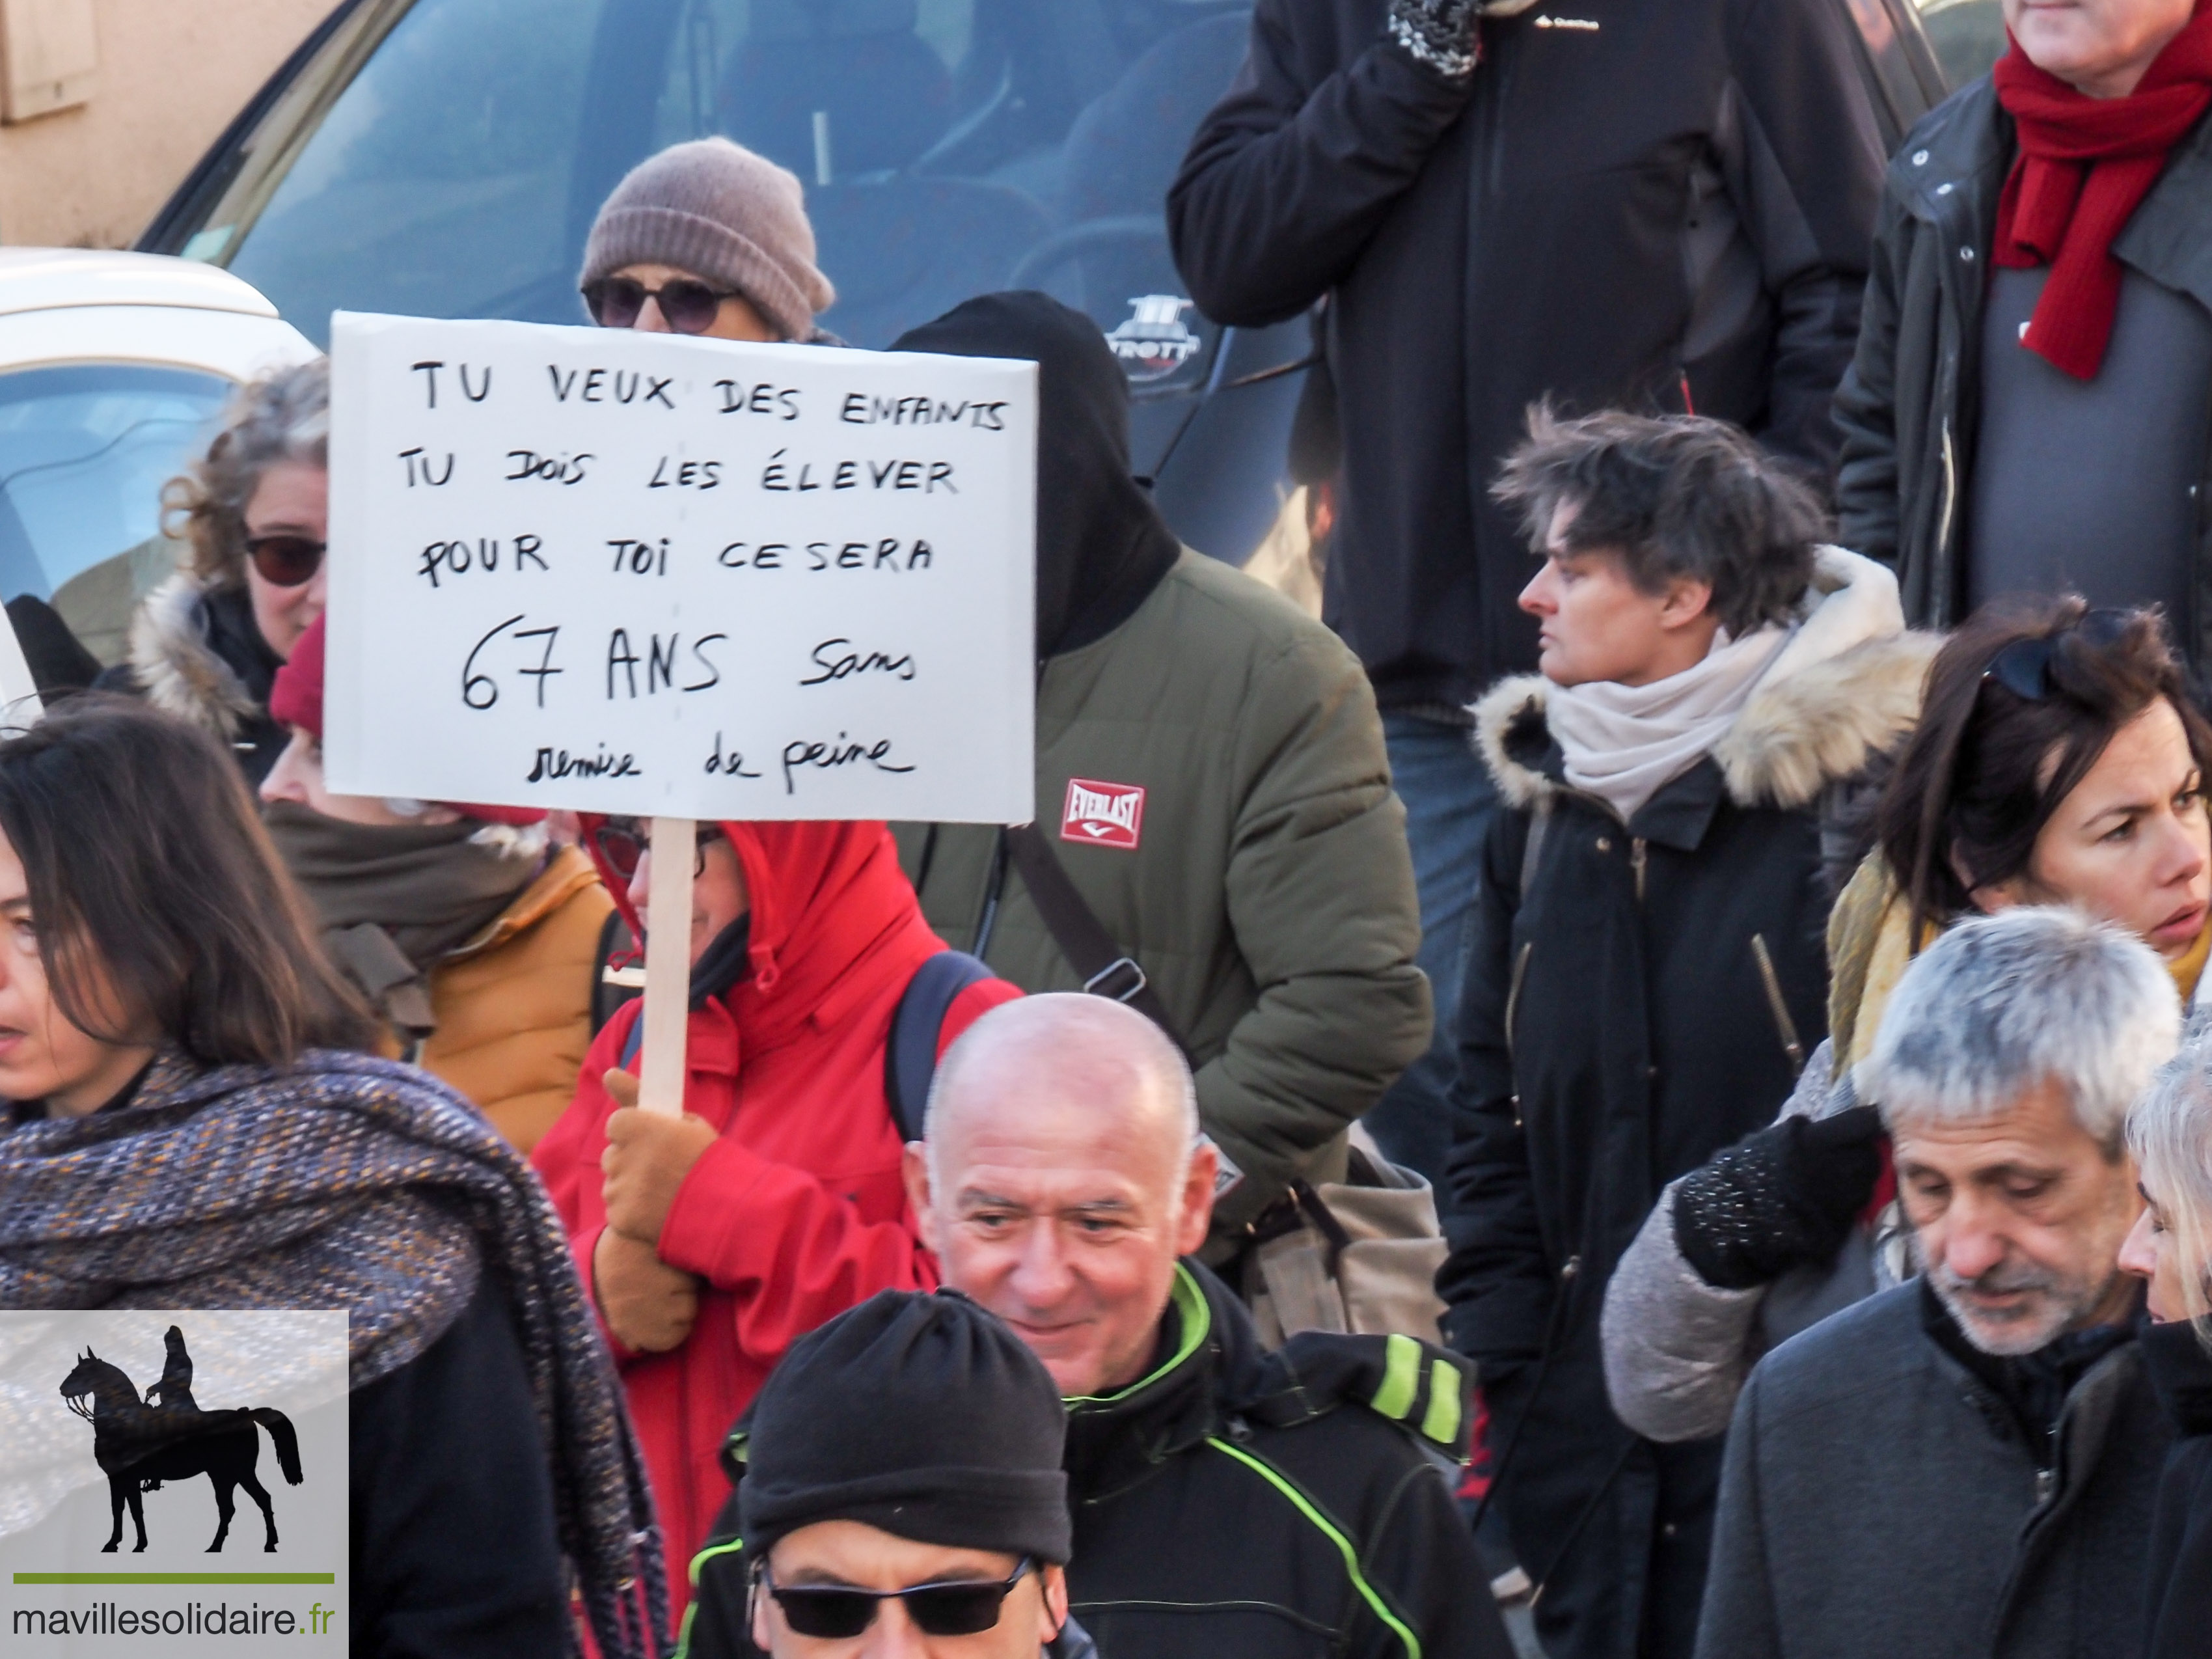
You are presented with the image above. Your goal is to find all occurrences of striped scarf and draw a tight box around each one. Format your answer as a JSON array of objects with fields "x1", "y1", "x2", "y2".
[{"x1": 0, "y1": 1049, "x2": 667, "y2": 1657}]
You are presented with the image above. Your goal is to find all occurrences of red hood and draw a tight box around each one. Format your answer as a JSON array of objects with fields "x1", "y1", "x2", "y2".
[{"x1": 581, "y1": 814, "x2": 934, "y2": 1050}]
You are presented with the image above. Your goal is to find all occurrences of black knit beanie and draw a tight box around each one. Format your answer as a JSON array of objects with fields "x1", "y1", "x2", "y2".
[{"x1": 740, "y1": 1291, "x2": 1071, "y2": 1565}]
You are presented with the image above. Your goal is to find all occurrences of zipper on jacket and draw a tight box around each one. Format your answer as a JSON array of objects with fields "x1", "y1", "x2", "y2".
[
  {"x1": 1630, "y1": 838, "x2": 1648, "y2": 905},
  {"x1": 1937, "y1": 417, "x2": 1959, "y2": 571},
  {"x1": 1749, "y1": 934, "x2": 1807, "y2": 1076},
  {"x1": 1505, "y1": 940, "x2": 1534, "y2": 1060}
]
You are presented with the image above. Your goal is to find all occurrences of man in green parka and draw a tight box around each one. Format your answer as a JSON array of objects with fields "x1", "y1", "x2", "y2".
[{"x1": 888, "y1": 292, "x2": 1428, "y2": 1251}]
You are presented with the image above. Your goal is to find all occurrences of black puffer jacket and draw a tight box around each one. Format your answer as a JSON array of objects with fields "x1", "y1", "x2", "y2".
[
  {"x1": 2141, "y1": 1319, "x2": 2212, "y2": 1659},
  {"x1": 1440, "y1": 584, "x2": 1935, "y2": 1659},
  {"x1": 684, "y1": 1264, "x2": 1512, "y2": 1659},
  {"x1": 1167, "y1": 0, "x2": 1926, "y2": 710},
  {"x1": 1833, "y1": 83, "x2": 2212, "y2": 658}
]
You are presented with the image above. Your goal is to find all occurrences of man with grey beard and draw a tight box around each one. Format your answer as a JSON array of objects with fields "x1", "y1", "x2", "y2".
[{"x1": 1695, "y1": 906, "x2": 2181, "y2": 1659}]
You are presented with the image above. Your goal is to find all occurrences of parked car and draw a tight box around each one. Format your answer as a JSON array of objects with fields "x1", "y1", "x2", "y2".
[
  {"x1": 138, "y1": 0, "x2": 1965, "y2": 585},
  {"x1": 0, "y1": 250, "x2": 316, "y2": 664}
]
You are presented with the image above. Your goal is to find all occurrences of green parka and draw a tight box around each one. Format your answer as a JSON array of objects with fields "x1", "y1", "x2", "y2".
[{"x1": 893, "y1": 549, "x2": 1428, "y2": 1239}]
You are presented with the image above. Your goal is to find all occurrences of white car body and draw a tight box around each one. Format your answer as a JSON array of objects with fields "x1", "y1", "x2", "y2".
[{"x1": 0, "y1": 249, "x2": 315, "y2": 381}]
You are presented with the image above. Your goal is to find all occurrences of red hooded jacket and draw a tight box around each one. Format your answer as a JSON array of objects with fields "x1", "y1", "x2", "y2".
[{"x1": 531, "y1": 819, "x2": 1019, "y2": 1613}]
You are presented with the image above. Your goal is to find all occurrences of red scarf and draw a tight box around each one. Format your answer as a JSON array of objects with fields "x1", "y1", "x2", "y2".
[{"x1": 1991, "y1": 5, "x2": 2212, "y2": 379}]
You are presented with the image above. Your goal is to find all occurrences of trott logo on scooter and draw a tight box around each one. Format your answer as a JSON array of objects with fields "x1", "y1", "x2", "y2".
[
  {"x1": 1104, "y1": 296, "x2": 1201, "y2": 384},
  {"x1": 1061, "y1": 779, "x2": 1146, "y2": 850},
  {"x1": 59, "y1": 1325, "x2": 304, "y2": 1554}
]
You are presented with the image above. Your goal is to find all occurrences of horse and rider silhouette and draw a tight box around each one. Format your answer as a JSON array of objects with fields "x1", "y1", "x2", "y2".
[{"x1": 59, "y1": 1326, "x2": 303, "y2": 1554}]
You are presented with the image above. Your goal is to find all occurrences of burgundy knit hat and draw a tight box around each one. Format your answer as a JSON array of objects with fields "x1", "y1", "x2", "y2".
[
  {"x1": 579, "y1": 137, "x2": 835, "y2": 342},
  {"x1": 271, "y1": 616, "x2": 545, "y2": 827}
]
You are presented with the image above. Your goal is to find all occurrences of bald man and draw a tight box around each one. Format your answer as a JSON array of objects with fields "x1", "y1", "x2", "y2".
[{"x1": 682, "y1": 995, "x2": 1511, "y2": 1659}]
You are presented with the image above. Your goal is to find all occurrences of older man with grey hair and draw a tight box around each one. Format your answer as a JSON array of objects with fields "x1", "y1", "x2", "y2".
[
  {"x1": 1695, "y1": 906, "x2": 2182, "y2": 1659},
  {"x1": 681, "y1": 993, "x2": 1512, "y2": 1659}
]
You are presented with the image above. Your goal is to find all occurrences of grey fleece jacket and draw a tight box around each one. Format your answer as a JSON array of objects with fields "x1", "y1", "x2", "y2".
[
  {"x1": 1601, "y1": 1036, "x2": 1902, "y2": 1442},
  {"x1": 1694, "y1": 1282, "x2": 2172, "y2": 1659}
]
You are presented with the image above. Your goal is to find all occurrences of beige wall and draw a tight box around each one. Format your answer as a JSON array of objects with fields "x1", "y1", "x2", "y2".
[{"x1": 0, "y1": 0, "x2": 331, "y2": 249}]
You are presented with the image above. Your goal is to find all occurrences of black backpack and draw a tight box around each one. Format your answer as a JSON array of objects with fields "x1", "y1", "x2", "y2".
[{"x1": 613, "y1": 948, "x2": 996, "y2": 1141}]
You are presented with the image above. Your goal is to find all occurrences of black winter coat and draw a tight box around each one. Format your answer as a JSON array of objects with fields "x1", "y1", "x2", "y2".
[
  {"x1": 1440, "y1": 623, "x2": 1930, "y2": 1659},
  {"x1": 684, "y1": 1265, "x2": 1513, "y2": 1659},
  {"x1": 1833, "y1": 83, "x2": 2212, "y2": 662},
  {"x1": 2140, "y1": 1319, "x2": 2212, "y2": 1659},
  {"x1": 1166, "y1": 0, "x2": 1920, "y2": 709}
]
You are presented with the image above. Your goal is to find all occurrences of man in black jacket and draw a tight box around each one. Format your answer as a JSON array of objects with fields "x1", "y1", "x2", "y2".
[
  {"x1": 1166, "y1": 0, "x2": 1920, "y2": 1195},
  {"x1": 680, "y1": 993, "x2": 1513, "y2": 1659},
  {"x1": 1833, "y1": 0, "x2": 2212, "y2": 662}
]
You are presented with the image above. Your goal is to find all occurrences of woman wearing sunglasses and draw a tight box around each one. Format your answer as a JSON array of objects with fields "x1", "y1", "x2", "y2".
[
  {"x1": 2120, "y1": 1033, "x2": 2212, "y2": 1659},
  {"x1": 98, "y1": 359, "x2": 330, "y2": 784},
  {"x1": 256, "y1": 614, "x2": 614, "y2": 1156},
  {"x1": 1607, "y1": 596, "x2": 2212, "y2": 1444},
  {"x1": 579, "y1": 137, "x2": 835, "y2": 344}
]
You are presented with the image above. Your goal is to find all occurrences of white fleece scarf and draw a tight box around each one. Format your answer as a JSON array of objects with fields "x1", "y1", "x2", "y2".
[{"x1": 1544, "y1": 547, "x2": 1902, "y2": 823}]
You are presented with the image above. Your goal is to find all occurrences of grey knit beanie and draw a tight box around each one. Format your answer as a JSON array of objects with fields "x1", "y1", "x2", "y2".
[{"x1": 580, "y1": 137, "x2": 835, "y2": 342}]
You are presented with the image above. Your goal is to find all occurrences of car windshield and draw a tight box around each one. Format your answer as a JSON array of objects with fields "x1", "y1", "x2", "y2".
[
  {"x1": 174, "y1": 0, "x2": 1248, "y2": 384},
  {"x1": 0, "y1": 364, "x2": 230, "y2": 600}
]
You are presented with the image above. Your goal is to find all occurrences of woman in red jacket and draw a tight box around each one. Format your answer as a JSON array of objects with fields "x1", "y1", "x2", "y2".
[{"x1": 532, "y1": 815, "x2": 1019, "y2": 1619}]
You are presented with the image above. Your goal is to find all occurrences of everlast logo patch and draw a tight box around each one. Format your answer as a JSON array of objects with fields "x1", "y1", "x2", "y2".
[{"x1": 1061, "y1": 779, "x2": 1145, "y2": 850}]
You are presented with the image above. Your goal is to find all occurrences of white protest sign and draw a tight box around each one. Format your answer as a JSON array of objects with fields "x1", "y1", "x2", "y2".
[{"x1": 323, "y1": 313, "x2": 1035, "y2": 822}]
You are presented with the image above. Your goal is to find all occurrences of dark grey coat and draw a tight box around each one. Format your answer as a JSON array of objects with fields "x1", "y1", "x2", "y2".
[
  {"x1": 1832, "y1": 81, "x2": 2212, "y2": 661},
  {"x1": 1696, "y1": 1282, "x2": 2173, "y2": 1659}
]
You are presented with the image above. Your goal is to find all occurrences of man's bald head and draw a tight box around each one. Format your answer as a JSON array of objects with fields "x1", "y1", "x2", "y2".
[
  {"x1": 924, "y1": 994, "x2": 1199, "y2": 1197},
  {"x1": 909, "y1": 994, "x2": 1218, "y2": 1396}
]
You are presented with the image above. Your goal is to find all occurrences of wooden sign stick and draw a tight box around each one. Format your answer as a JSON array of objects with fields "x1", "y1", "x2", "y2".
[{"x1": 636, "y1": 816, "x2": 696, "y2": 1117}]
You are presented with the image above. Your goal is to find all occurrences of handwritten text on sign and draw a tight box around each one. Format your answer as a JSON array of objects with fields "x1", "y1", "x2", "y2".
[{"x1": 323, "y1": 313, "x2": 1036, "y2": 821}]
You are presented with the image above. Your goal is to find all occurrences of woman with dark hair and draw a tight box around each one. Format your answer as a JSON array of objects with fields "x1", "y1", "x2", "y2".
[
  {"x1": 0, "y1": 699, "x2": 664, "y2": 1659},
  {"x1": 97, "y1": 359, "x2": 329, "y2": 784},
  {"x1": 1605, "y1": 595, "x2": 2212, "y2": 1446}
]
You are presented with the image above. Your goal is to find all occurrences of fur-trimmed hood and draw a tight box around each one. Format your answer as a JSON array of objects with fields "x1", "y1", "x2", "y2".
[
  {"x1": 1474, "y1": 549, "x2": 1942, "y2": 814},
  {"x1": 125, "y1": 571, "x2": 274, "y2": 741}
]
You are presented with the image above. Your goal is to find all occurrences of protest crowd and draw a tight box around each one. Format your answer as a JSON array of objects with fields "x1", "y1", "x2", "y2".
[{"x1": 8, "y1": 0, "x2": 2212, "y2": 1656}]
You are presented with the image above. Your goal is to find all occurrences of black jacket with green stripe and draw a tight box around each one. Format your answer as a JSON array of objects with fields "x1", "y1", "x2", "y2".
[{"x1": 681, "y1": 1262, "x2": 1510, "y2": 1659}]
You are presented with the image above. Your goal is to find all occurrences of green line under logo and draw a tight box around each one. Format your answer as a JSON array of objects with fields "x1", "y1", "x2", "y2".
[{"x1": 12, "y1": 1572, "x2": 336, "y2": 1584}]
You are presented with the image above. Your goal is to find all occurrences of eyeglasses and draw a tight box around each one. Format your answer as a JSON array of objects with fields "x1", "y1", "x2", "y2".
[
  {"x1": 581, "y1": 276, "x2": 740, "y2": 335},
  {"x1": 245, "y1": 534, "x2": 325, "y2": 588},
  {"x1": 758, "y1": 1557, "x2": 1035, "y2": 1640},
  {"x1": 592, "y1": 819, "x2": 725, "y2": 881},
  {"x1": 1980, "y1": 608, "x2": 2133, "y2": 701}
]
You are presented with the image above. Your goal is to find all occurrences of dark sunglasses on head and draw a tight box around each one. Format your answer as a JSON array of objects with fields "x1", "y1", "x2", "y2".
[
  {"x1": 758, "y1": 1557, "x2": 1034, "y2": 1640},
  {"x1": 246, "y1": 534, "x2": 325, "y2": 588},
  {"x1": 582, "y1": 275, "x2": 739, "y2": 335},
  {"x1": 592, "y1": 818, "x2": 724, "y2": 881},
  {"x1": 1980, "y1": 607, "x2": 2134, "y2": 701}
]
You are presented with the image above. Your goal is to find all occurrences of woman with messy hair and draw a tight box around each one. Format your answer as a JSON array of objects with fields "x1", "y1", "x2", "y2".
[{"x1": 98, "y1": 358, "x2": 328, "y2": 783}]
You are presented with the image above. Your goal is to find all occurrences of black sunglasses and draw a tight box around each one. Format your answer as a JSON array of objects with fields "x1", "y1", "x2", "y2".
[
  {"x1": 245, "y1": 534, "x2": 325, "y2": 588},
  {"x1": 592, "y1": 819, "x2": 724, "y2": 881},
  {"x1": 758, "y1": 1557, "x2": 1034, "y2": 1640},
  {"x1": 582, "y1": 276, "x2": 739, "y2": 335},
  {"x1": 1980, "y1": 608, "x2": 2133, "y2": 700}
]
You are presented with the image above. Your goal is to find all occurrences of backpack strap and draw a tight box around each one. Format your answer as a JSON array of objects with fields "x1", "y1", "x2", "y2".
[
  {"x1": 612, "y1": 951, "x2": 989, "y2": 1139},
  {"x1": 884, "y1": 951, "x2": 996, "y2": 1142},
  {"x1": 1003, "y1": 823, "x2": 1186, "y2": 1049}
]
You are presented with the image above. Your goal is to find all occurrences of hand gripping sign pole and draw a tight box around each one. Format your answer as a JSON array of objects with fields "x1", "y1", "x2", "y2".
[{"x1": 323, "y1": 314, "x2": 1037, "y2": 1122}]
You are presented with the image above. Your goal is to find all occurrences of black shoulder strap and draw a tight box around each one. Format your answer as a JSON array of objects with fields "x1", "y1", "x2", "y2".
[
  {"x1": 884, "y1": 950, "x2": 996, "y2": 1142},
  {"x1": 1003, "y1": 823, "x2": 1186, "y2": 1049}
]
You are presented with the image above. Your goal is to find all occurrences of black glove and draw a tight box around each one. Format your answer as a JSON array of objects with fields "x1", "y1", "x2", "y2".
[
  {"x1": 1386, "y1": 0, "x2": 1482, "y2": 79},
  {"x1": 1671, "y1": 1106, "x2": 1885, "y2": 1291}
]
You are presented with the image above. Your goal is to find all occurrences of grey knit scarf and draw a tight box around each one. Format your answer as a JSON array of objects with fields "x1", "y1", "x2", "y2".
[{"x1": 0, "y1": 1049, "x2": 667, "y2": 1656}]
